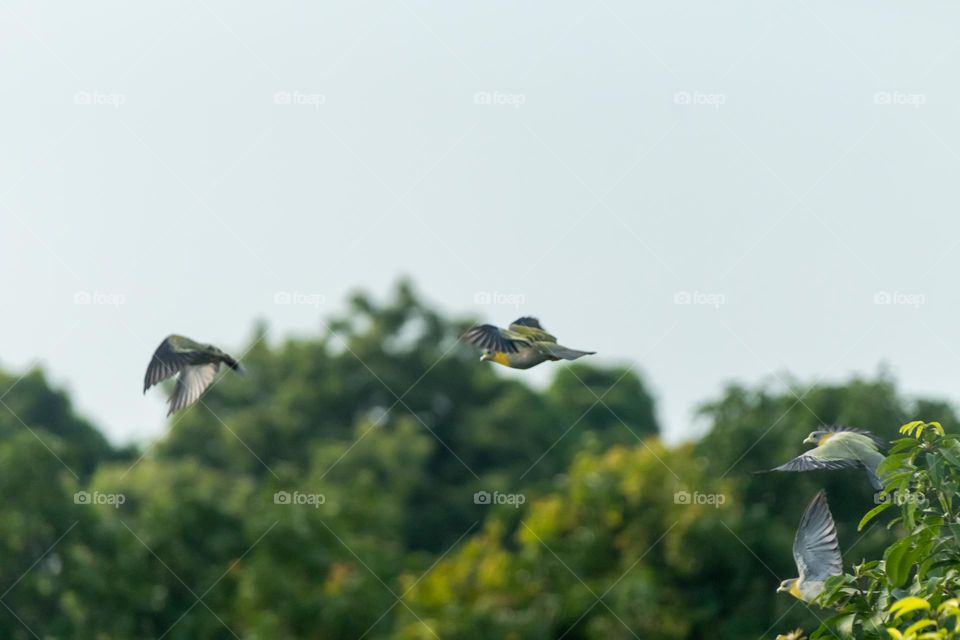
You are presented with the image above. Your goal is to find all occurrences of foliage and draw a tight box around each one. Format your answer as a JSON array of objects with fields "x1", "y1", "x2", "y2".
[
  {"x1": 802, "y1": 421, "x2": 960, "y2": 640},
  {"x1": 0, "y1": 281, "x2": 956, "y2": 638}
]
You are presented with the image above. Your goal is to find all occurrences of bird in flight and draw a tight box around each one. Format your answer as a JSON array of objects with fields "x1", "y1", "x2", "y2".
[
  {"x1": 464, "y1": 317, "x2": 595, "y2": 369},
  {"x1": 144, "y1": 335, "x2": 244, "y2": 416},
  {"x1": 763, "y1": 426, "x2": 887, "y2": 490},
  {"x1": 777, "y1": 490, "x2": 842, "y2": 602}
]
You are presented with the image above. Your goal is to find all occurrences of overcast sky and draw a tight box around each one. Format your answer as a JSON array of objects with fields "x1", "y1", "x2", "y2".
[{"x1": 2, "y1": 1, "x2": 960, "y2": 445}]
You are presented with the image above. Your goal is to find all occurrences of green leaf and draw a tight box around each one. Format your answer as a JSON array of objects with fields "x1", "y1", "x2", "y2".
[
  {"x1": 948, "y1": 523, "x2": 960, "y2": 547},
  {"x1": 889, "y1": 438, "x2": 920, "y2": 455},
  {"x1": 927, "y1": 454, "x2": 942, "y2": 485},
  {"x1": 938, "y1": 443, "x2": 960, "y2": 470},
  {"x1": 901, "y1": 421, "x2": 925, "y2": 436},
  {"x1": 905, "y1": 500, "x2": 918, "y2": 530},
  {"x1": 879, "y1": 454, "x2": 913, "y2": 478},
  {"x1": 889, "y1": 595, "x2": 931, "y2": 618},
  {"x1": 860, "y1": 502, "x2": 893, "y2": 531},
  {"x1": 881, "y1": 470, "x2": 914, "y2": 490},
  {"x1": 904, "y1": 618, "x2": 937, "y2": 635},
  {"x1": 884, "y1": 538, "x2": 914, "y2": 588}
]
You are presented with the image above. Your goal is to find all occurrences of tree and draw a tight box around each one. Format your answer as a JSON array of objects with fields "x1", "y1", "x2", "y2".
[{"x1": 803, "y1": 421, "x2": 960, "y2": 639}]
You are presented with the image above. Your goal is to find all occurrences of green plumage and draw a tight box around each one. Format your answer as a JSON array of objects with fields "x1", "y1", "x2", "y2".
[
  {"x1": 464, "y1": 317, "x2": 595, "y2": 370},
  {"x1": 766, "y1": 426, "x2": 887, "y2": 489}
]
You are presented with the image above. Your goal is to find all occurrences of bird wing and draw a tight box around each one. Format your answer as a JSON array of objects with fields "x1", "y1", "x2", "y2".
[
  {"x1": 508, "y1": 317, "x2": 557, "y2": 343},
  {"x1": 534, "y1": 342, "x2": 596, "y2": 360},
  {"x1": 464, "y1": 324, "x2": 531, "y2": 354},
  {"x1": 144, "y1": 336, "x2": 197, "y2": 392},
  {"x1": 770, "y1": 449, "x2": 860, "y2": 473},
  {"x1": 793, "y1": 490, "x2": 842, "y2": 583},
  {"x1": 167, "y1": 363, "x2": 220, "y2": 415}
]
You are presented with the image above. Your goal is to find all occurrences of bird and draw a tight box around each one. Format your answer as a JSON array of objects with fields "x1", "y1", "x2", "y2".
[
  {"x1": 777, "y1": 490, "x2": 842, "y2": 602},
  {"x1": 761, "y1": 426, "x2": 887, "y2": 490},
  {"x1": 464, "y1": 317, "x2": 595, "y2": 370},
  {"x1": 143, "y1": 335, "x2": 244, "y2": 416}
]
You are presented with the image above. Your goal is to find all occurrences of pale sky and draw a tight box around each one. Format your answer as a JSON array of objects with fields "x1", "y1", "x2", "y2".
[{"x1": 2, "y1": 1, "x2": 960, "y2": 445}]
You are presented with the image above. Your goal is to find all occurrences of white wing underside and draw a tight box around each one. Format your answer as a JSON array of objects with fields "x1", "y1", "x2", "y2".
[{"x1": 168, "y1": 363, "x2": 219, "y2": 415}]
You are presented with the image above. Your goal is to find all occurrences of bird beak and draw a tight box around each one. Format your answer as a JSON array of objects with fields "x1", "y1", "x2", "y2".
[
  {"x1": 802, "y1": 435, "x2": 817, "y2": 445},
  {"x1": 776, "y1": 583, "x2": 788, "y2": 593},
  {"x1": 479, "y1": 353, "x2": 490, "y2": 362}
]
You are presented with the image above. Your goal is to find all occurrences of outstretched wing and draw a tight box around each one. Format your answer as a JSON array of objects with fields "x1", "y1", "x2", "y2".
[
  {"x1": 794, "y1": 490, "x2": 842, "y2": 583},
  {"x1": 535, "y1": 343, "x2": 595, "y2": 361},
  {"x1": 144, "y1": 336, "x2": 196, "y2": 392},
  {"x1": 167, "y1": 363, "x2": 220, "y2": 416},
  {"x1": 770, "y1": 451, "x2": 859, "y2": 474},
  {"x1": 464, "y1": 325, "x2": 530, "y2": 354},
  {"x1": 508, "y1": 317, "x2": 556, "y2": 343}
]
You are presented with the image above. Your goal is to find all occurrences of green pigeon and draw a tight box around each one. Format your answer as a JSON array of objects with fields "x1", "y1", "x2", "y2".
[
  {"x1": 144, "y1": 335, "x2": 244, "y2": 416},
  {"x1": 777, "y1": 490, "x2": 843, "y2": 601},
  {"x1": 464, "y1": 317, "x2": 595, "y2": 370},
  {"x1": 764, "y1": 426, "x2": 887, "y2": 490}
]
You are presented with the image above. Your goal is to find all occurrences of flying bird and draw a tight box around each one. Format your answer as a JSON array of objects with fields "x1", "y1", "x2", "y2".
[
  {"x1": 777, "y1": 490, "x2": 843, "y2": 602},
  {"x1": 762, "y1": 426, "x2": 887, "y2": 490},
  {"x1": 144, "y1": 335, "x2": 244, "y2": 416},
  {"x1": 464, "y1": 317, "x2": 595, "y2": 370}
]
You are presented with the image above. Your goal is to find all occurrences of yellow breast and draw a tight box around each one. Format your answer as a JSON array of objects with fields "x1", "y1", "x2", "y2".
[
  {"x1": 789, "y1": 580, "x2": 805, "y2": 600},
  {"x1": 491, "y1": 352, "x2": 511, "y2": 367}
]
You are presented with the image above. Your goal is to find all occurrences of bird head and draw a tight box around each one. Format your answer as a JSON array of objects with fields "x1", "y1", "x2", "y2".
[
  {"x1": 480, "y1": 352, "x2": 493, "y2": 362},
  {"x1": 776, "y1": 579, "x2": 795, "y2": 593},
  {"x1": 803, "y1": 430, "x2": 828, "y2": 446}
]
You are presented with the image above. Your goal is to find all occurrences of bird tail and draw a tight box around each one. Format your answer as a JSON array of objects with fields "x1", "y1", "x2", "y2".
[
  {"x1": 221, "y1": 354, "x2": 245, "y2": 374},
  {"x1": 865, "y1": 463, "x2": 883, "y2": 491},
  {"x1": 539, "y1": 343, "x2": 596, "y2": 361}
]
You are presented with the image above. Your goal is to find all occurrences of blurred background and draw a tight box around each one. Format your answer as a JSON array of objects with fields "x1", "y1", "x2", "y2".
[{"x1": 1, "y1": 1, "x2": 959, "y2": 638}]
